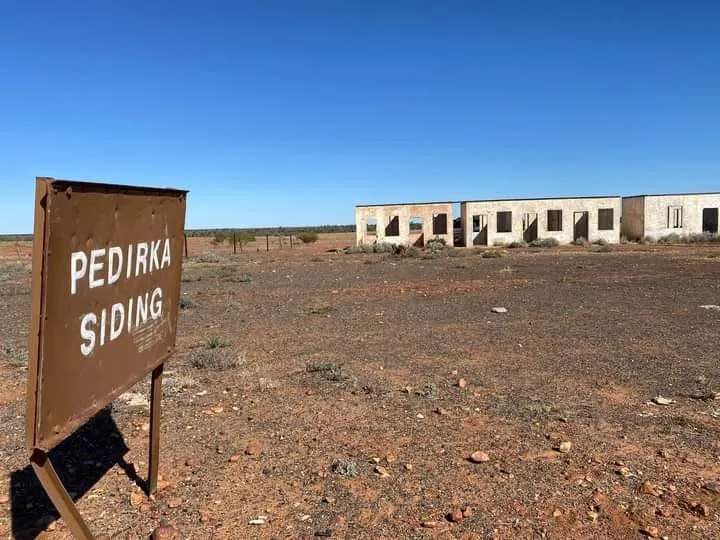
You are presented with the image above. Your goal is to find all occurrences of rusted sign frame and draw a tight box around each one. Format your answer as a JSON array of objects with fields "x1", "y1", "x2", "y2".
[{"x1": 26, "y1": 178, "x2": 187, "y2": 537}]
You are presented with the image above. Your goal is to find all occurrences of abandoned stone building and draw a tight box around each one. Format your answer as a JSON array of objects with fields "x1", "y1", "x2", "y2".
[
  {"x1": 621, "y1": 193, "x2": 720, "y2": 241},
  {"x1": 460, "y1": 196, "x2": 622, "y2": 246},
  {"x1": 355, "y1": 196, "x2": 622, "y2": 247},
  {"x1": 355, "y1": 202, "x2": 454, "y2": 247}
]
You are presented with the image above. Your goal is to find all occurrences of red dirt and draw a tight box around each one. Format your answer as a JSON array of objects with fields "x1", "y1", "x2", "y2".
[{"x1": 1, "y1": 238, "x2": 720, "y2": 538}]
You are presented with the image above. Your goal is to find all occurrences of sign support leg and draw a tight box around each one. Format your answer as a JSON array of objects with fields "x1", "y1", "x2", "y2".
[
  {"x1": 147, "y1": 363, "x2": 164, "y2": 494},
  {"x1": 30, "y1": 449, "x2": 94, "y2": 539}
]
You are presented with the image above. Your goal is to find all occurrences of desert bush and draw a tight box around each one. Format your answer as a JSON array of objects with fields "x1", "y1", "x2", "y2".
[
  {"x1": 298, "y1": 231, "x2": 319, "y2": 244},
  {"x1": 1, "y1": 346, "x2": 27, "y2": 367},
  {"x1": 198, "y1": 252, "x2": 222, "y2": 263},
  {"x1": 508, "y1": 241, "x2": 528, "y2": 249},
  {"x1": 530, "y1": 238, "x2": 560, "y2": 248},
  {"x1": 307, "y1": 361, "x2": 349, "y2": 381},
  {"x1": 373, "y1": 242, "x2": 395, "y2": 253},
  {"x1": 659, "y1": 233, "x2": 682, "y2": 244},
  {"x1": 212, "y1": 233, "x2": 227, "y2": 245},
  {"x1": 331, "y1": 459, "x2": 359, "y2": 477},
  {"x1": 308, "y1": 303, "x2": 334, "y2": 315},
  {"x1": 345, "y1": 245, "x2": 365, "y2": 254},
  {"x1": 640, "y1": 236, "x2": 657, "y2": 245},
  {"x1": 392, "y1": 245, "x2": 420, "y2": 258},
  {"x1": 620, "y1": 235, "x2": 629, "y2": 244},
  {"x1": 572, "y1": 237, "x2": 589, "y2": 247},
  {"x1": 482, "y1": 249, "x2": 506, "y2": 259},
  {"x1": 592, "y1": 245, "x2": 613, "y2": 253},
  {"x1": 205, "y1": 336, "x2": 231, "y2": 349},
  {"x1": 592, "y1": 238, "x2": 609, "y2": 246},
  {"x1": 191, "y1": 348, "x2": 239, "y2": 370},
  {"x1": 426, "y1": 237, "x2": 447, "y2": 250}
]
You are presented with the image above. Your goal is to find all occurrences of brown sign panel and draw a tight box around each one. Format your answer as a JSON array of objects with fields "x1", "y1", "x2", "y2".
[{"x1": 27, "y1": 177, "x2": 187, "y2": 451}]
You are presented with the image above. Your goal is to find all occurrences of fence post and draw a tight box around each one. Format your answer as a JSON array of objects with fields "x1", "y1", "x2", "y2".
[
  {"x1": 233, "y1": 232, "x2": 237, "y2": 255},
  {"x1": 266, "y1": 235, "x2": 269, "y2": 252}
]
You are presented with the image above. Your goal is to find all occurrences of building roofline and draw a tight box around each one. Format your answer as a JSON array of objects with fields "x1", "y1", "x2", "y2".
[
  {"x1": 461, "y1": 195, "x2": 620, "y2": 203},
  {"x1": 623, "y1": 192, "x2": 720, "y2": 198},
  {"x1": 356, "y1": 201, "x2": 455, "y2": 208}
]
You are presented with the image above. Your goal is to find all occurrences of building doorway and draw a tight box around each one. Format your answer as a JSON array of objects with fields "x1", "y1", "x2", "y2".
[
  {"x1": 472, "y1": 214, "x2": 488, "y2": 246},
  {"x1": 522, "y1": 213, "x2": 538, "y2": 243},
  {"x1": 573, "y1": 211, "x2": 589, "y2": 242},
  {"x1": 702, "y1": 208, "x2": 718, "y2": 233}
]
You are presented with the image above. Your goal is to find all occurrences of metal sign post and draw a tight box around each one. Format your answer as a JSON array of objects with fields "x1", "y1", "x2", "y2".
[{"x1": 25, "y1": 177, "x2": 187, "y2": 537}]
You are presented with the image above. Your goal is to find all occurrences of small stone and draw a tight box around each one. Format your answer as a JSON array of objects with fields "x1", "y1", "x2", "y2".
[
  {"x1": 421, "y1": 521, "x2": 442, "y2": 528},
  {"x1": 702, "y1": 481, "x2": 720, "y2": 494},
  {"x1": 457, "y1": 378, "x2": 467, "y2": 388},
  {"x1": 658, "y1": 449, "x2": 672, "y2": 459},
  {"x1": 199, "y1": 509, "x2": 211, "y2": 523},
  {"x1": 557, "y1": 441, "x2": 572, "y2": 454},
  {"x1": 385, "y1": 454, "x2": 397, "y2": 464},
  {"x1": 245, "y1": 442, "x2": 263, "y2": 456},
  {"x1": 371, "y1": 457, "x2": 381, "y2": 463},
  {"x1": 167, "y1": 498, "x2": 182, "y2": 509},
  {"x1": 322, "y1": 496, "x2": 336, "y2": 504},
  {"x1": 640, "y1": 526, "x2": 659, "y2": 538},
  {"x1": 448, "y1": 510, "x2": 463, "y2": 522},
  {"x1": 652, "y1": 396, "x2": 675, "y2": 406},
  {"x1": 552, "y1": 508, "x2": 562, "y2": 517},
  {"x1": 640, "y1": 481, "x2": 662, "y2": 497},
  {"x1": 404, "y1": 463, "x2": 413, "y2": 471},
  {"x1": 216, "y1": 446, "x2": 224, "y2": 455},
  {"x1": 314, "y1": 529, "x2": 332, "y2": 537},
  {"x1": 151, "y1": 523, "x2": 177, "y2": 540},
  {"x1": 249, "y1": 518, "x2": 266, "y2": 525},
  {"x1": 229, "y1": 455, "x2": 241, "y2": 463},
  {"x1": 374, "y1": 465, "x2": 391, "y2": 478},
  {"x1": 691, "y1": 502, "x2": 710, "y2": 517},
  {"x1": 416, "y1": 413, "x2": 425, "y2": 419},
  {"x1": 435, "y1": 407, "x2": 450, "y2": 416},
  {"x1": 469, "y1": 451, "x2": 490, "y2": 463},
  {"x1": 130, "y1": 491, "x2": 143, "y2": 507},
  {"x1": 618, "y1": 466, "x2": 634, "y2": 478},
  {"x1": 185, "y1": 458, "x2": 200, "y2": 467},
  {"x1": 587, "y1": 511, "x2": 598, "y2": 522},
  {"x1": 462, "y1": 507, "x2": 474, "y2": 518},
  {"x1": 655, "y1": 506, "x2": 672, "y2": 517},
  {"x1": 491, "y1": 307, "x2": 507, "y2": 313}
]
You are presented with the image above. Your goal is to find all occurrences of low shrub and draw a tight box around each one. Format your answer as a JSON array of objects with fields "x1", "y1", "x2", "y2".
[
  {"x1": 508, "y1": 241, "x2": 528, "y2": 249},
  {"x1": 298, "y1": 231, "x2": 319, "y2": 244},
  {"x1": 530, "y1": 238, "x2": 560, "y2": 248},
  {"x1": 191, "y1": 348, "x2": 239, "y2": 370},
  {"x1": 205, "y1": 336, "x2": 231, "y2": 349},
  {"x1": 482, "y1": 249, "x2": 506, "y2": 259}
]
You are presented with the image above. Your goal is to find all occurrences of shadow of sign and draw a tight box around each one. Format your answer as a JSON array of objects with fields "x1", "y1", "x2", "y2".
[{"x1": 10, "y1": 408, "x2": 138, "y2": 538}]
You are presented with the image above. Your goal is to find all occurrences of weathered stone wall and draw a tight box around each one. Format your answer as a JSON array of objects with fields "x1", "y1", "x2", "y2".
[
  {"x1": 355, "y1": 203, "x2": 454, "y2": 247},
  {"x1": 461, "y1": 197, "x2": 622, "y2": 246},
  {"x1": 641, "y1": 194, "x2": 720, "y2": 240}
]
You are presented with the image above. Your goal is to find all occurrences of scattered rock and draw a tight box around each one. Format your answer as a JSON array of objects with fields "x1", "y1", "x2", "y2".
[
  {"x1": 658, "y1": 449, "x2": 672, "y2": 459},
  {"x1": 322, "y1": 496, "x2": 336, "y2": 504},
  {"x1": 248, "y1": 518, "x2": 266, "y2": 525},
  {"x1": 199, "y1": 509, "x2": 211, "y2": 523},
  {"x1": 617, "y1": 466, "x2": 635, "y2": 478},
  {"x1": 229, "y1": 455, "x2": 241, "y2": 463},
  {"x1": 404, "y1": 463, "x2": 413, "y2": 471},
  {"x1": 640, "y1": 525, "x2": 659, "y2": 538},
  {"x1": 557, "y1": 441, "x2": 572, "y2": 454},
  {"x1": 385, "y1": 454, "x2": 397, "y2": 464},
  {"x1": 447, "y1": 510, "x2": 463, "y2": 523},
  {"x1": 421, "y1": 521, "x2": 443, "y2": 528},
  {"x1": 640, "y1": 481, "x2": 663, "y2": 497},
  {"x1": 690, "y1": 502, "x2": 710, "y2": 517},
  {"x1": 167, "y1": 498, "x2": 182, "y2": 509},
  {"x1": 374, "y1": 465, "x2": 391, "y2": 478},
  {"x1": 462, "y1": 507, "x2": 474, "y2": 518},
  {"x1": 119, "y1": 391, "x2": 150, "y2": 408},
  {"x1": 416, "y1": 413, "x2": 425, "y2": 419},
  {"x1": 314, "y1": 529, "x2": 332, "y2": 537},
  {"x1": 151, "y1": 522, "x2": 177, "y2": 540},
  {"x1": 331, "y1": 460, "x2": 358, "y2": 477},
  {"x1": 652, "y1": 396, "x2": 675, "y2": 406},
  {"x1": 130, "y1": 491, "x2": 144, "y2": 507},
  {"x1": 157, "y1": 478, "x2": 171, "y2": 492},
  {"x1": 435, "y1": 407, "x2": 451, "y2": 416},
  {"x1": 587, "y1": 511, "x2": 598, "y2": 522},
  {"x1": 457, "y1": 378, "x2": 467, "y2": 388},
  {"x1": 245, "y1": 442, "x2": 263, "y2": 456},
  {"x1": 468, "y1": 451, "x2": 490, "y2": 463},
  {"x1": 184, "y1": 458, "x2": 200, "y2": 468},
  {"x1": 491, "y1": 307, "x2": 507, "y2": 313},
  {"x1": 702, "y1": 481, "x2": 720, "y2": 494},
  {"x1": 552, "y1": 508, "x2": 562, "y2": 517},
  {"x1": 700, "y1": 304, "x2": 720, "y2": 310}
]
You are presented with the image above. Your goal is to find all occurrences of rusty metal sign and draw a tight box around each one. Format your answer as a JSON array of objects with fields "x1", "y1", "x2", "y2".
[{"x1": 25, "y1": 177, "x2": 187, "y2": 538}]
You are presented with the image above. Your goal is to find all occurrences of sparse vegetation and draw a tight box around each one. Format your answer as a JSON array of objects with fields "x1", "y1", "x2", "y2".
[
  {"x1": 482, "y1": 249, "x2": 507, "y2": 258},
  {"x1": 307, "y1": 361, "x2": 349, "y2": 381},
  {"x1": 331, "y1": 459, "x2": 359, "y2": 477},
  {"x1": 178, "y1": 296, "x2": 193, "y2": 309},
  {"x1": 658, "y1": 232, "x2": 720, "y2": 244},
  {"x1": 308, "y1": 303, "x2": 335, "y2": 315},
  {"x1": 1, "y1": 346, "x2": 27, "y2": 367},
  {"x1": 572, "y1": 237, "x2": 590, "y2": 247},
  {"x1": 508, "y1": 241, "x2": 528, "y2": 249},
  {"x1": 529, "y1": 238, "x2": 559, "y2": 248},
  {"x1": 205, "y1": 336, "x2": 231, "y2": 349},
  {"x1": 191, "y1": 348, "x2": 239, "y2": 370},
  {"x1": 298, "y1": 231, "x2": 319, "y2": 244}
]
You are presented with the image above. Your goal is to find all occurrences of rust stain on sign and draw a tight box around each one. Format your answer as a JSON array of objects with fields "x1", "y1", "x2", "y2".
[{"x1": 26, "y1": 177, "x2": 188, "y2": 451}]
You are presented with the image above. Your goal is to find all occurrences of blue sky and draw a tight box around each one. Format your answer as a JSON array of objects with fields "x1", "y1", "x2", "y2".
[{"x1": 1, "y1": 1, "x2": 718, "y2": 233}]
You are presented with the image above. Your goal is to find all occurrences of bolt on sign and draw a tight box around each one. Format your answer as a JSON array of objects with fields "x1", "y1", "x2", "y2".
[{"x1": 26, "y1": 177, "x2": 187, "y2": 538}]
